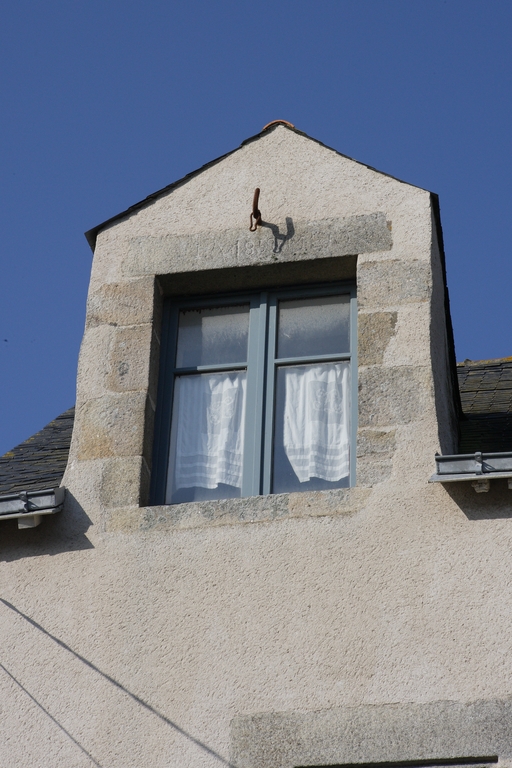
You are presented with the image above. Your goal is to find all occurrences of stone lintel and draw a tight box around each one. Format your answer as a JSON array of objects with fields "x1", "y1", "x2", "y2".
[
  {"x1": 122, "y1": 213, "x2": 392, "y2": 277},
  {"x1": 230, "y1": 698, "x2": 512, "y2": 768}
]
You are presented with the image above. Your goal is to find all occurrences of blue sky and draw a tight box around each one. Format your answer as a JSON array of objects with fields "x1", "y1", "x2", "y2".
[{"x1": 1, "y1": 0, "x2": 511, "y2": 455}]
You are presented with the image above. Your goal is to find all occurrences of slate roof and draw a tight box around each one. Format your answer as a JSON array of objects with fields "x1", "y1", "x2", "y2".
[
  {"x1": 0, "y1": 408, "x2": 74, "y2": 496},
  {"x1": 457, "y1": 358, "x2": 512, "y2": 453}
]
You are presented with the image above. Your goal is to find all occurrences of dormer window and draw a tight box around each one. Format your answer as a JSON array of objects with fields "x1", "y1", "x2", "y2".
[{"x1": 151, "y1": 283, "x2": 357, "y2": 504}]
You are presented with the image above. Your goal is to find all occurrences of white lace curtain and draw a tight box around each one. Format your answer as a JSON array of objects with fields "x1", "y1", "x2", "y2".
[
  {"x1": 172, "y1": 363, "x2": 349, "y2": 490},
  {"x1": 173, "y1": 372, "x2": 247, "y2": 490},
  {"x1": 283, "y1": 363, "x2": 350, "y2": 483}
]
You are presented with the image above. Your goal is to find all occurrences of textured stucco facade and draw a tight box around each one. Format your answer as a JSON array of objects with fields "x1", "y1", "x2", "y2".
[{"x1": 1, "y1": 125, "x2": 511, "y2": 768}]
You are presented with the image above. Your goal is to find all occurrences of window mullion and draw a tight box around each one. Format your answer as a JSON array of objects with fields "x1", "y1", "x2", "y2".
[
  {"x1": 261, "y1": 296, "x2": 278, "y2": 495},
  {"x1": 241, "y1": 293, "x2": 268, "y2": 497}
]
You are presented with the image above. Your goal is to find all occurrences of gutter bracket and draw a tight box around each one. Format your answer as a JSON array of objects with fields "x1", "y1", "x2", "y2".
[
  {"x1": 18, "y1": 514, "x2": 42, "y2": 529},
  {"x1": 472, "y1": 478, "x2": 490, "y2": 493}
]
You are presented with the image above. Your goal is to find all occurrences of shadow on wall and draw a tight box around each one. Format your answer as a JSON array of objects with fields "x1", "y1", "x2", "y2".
[
  {"x1": 261, "y1": 216, "x2": 295, "y2": 253},
  {"x1": 0, "y1": 660, "x2": 104, "y2": 767},
  {"x1": 0, "y1": 599, "x2": 236, "y2": 767},
  {"x1": 443, "y1": 479, "x2": 512, "y2": 520},
  {"x1": 0, "y1": 490, "x2": 94, "y2": 562}
]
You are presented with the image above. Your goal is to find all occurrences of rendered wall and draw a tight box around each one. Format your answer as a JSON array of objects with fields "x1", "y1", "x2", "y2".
[{"x1": 2, "y1": 126, "x2": 511, "y2": 768}]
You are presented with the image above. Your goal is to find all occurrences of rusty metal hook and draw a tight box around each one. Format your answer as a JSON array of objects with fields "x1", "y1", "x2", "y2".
[{"x1": 249, "y1": 188, "x2": 262, "y2": 231}]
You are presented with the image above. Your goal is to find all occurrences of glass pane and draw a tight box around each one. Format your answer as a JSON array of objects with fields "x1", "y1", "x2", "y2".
[
  {"x1": 166, "y1": 370, "x2": 246, "y2": 504},
  {"x1": 277, "y1": 295, "x2": 350, "y2": 359},
  {"x1": 272, "y1": 362, "x2": 350, "y2": 494},
  {"x1": 176, "y1": 304, "x2": 250, "y2": 368}
]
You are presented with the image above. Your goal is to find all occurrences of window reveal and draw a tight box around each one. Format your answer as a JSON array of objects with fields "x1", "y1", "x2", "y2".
[{"x1": 151, "y1": 285, "x2": 357, "y2": 505}]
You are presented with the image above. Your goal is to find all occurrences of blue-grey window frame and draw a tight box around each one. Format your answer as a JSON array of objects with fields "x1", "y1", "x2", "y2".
[{"x1": 150, "y1": 282, "x2": 357, "y2": 505}]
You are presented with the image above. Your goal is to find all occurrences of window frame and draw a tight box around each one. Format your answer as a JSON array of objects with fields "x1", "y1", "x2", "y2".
[{"x1": 150, "y1": 282, "x2": 357, "y2": 505}]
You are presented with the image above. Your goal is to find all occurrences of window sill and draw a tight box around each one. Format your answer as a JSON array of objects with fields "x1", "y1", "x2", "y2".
[{"x1": 106, "y1": 487, "x2": 372, "y2": 534}]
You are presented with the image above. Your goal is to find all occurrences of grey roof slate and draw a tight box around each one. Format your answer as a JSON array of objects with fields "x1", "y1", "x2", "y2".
[
  {"x1": 457, "y1": 358, "x2": 512, "y2": 453},
  {"x1": 0, "y1": 408, "x2": 74, "y2": 496}
]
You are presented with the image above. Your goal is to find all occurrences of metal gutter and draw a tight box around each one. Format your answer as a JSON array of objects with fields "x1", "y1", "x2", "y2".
[
  {"x1": 430, "y1": 452, "x2": 512, "y2": 493},
  {"x1": 0, "y1": 487, "x2": 65, "y2": 528}
]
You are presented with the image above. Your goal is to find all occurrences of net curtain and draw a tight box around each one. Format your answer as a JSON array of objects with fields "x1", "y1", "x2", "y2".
[{"x1": 173, "y1": 363, "x2": 350, "y2": 490}]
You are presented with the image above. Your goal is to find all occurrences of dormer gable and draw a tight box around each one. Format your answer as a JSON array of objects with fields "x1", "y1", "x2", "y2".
[{"x1": 59, "y1": 122, "x2": 459, "y2": 528}]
